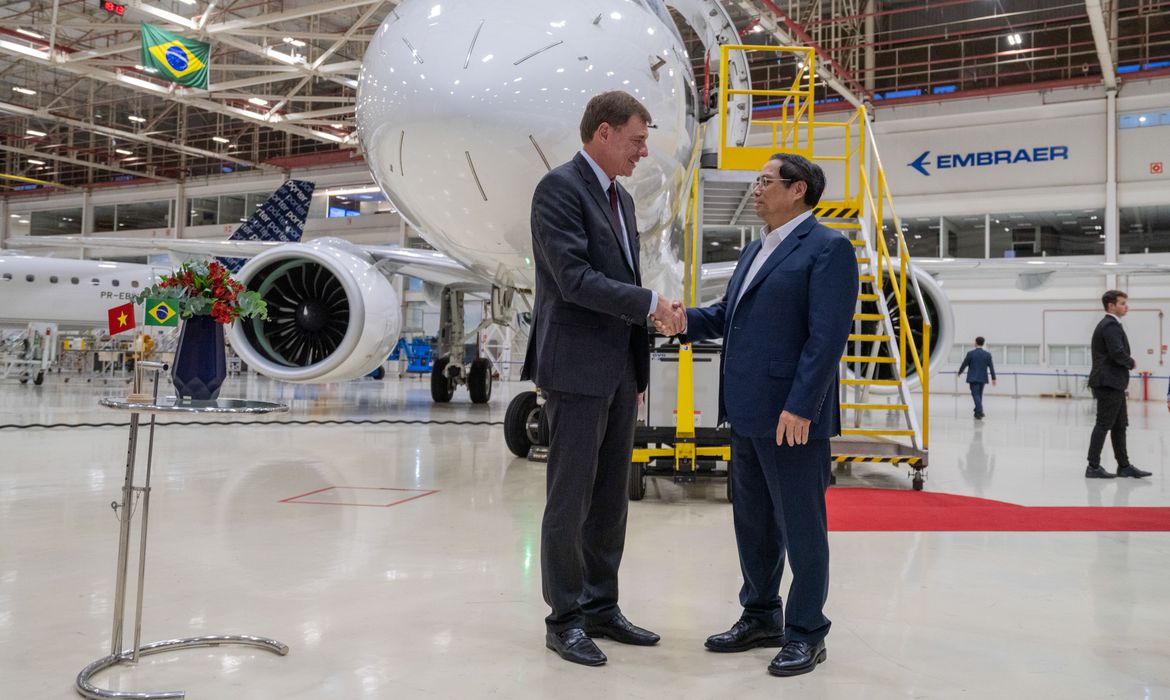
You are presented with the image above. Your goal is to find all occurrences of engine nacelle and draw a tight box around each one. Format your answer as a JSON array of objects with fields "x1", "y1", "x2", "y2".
[
  {"x1": 847, "y1": 263, "x2": 954, "y2": 392},
  {"x1": 228, "y1": 238, "x2": 401, "y2": 383}
]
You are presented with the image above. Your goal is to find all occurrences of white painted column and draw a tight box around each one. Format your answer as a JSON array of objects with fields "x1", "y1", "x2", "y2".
[
  {"x1": 174, "y1": 182, "x2": 186, "y2": 239},
  {"x1": 1105, "y1": 88, "x2": 1119, "y2": 288},
  {"x1": 864, "y1": 0, "x2": 876, "y2": 93},
  {"x1": 0, "y1": 198, "x2": 8, "y2": 249},
  {"x1": 81, "y1": 189, "x2": 93, "y2": 260}
]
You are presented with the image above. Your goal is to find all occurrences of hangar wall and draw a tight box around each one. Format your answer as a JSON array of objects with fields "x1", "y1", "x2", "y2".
[{"x1": 865, "y1": 77, "x2": 1170, "y2": 398}]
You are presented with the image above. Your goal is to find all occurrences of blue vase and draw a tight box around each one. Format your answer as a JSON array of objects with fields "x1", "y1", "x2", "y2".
[{"x1": 172, "y1": 315, "x2": 227, "y2": 401}]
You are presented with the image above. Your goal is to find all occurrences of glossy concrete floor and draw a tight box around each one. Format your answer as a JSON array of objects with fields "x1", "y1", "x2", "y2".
[{"x1": 1, "y1": 373, "x2": 1169, "y2": 699}]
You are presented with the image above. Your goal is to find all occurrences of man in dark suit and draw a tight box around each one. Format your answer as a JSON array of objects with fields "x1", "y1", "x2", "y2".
[
  {"x1": 958, "y1": 336, "x2": 996, "y2": 419},
  {"x1": 521, "y1": 91, "x2": 683, "y2": 667},
  {"x1": 1086, "y1": 290, "x2": 1150, "y2": 479},
  {"x1": 662, "y1": 153, "x2": 857, "y2": 677}
]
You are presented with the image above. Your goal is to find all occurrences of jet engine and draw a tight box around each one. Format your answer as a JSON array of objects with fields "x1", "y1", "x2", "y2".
[
  {"x1": 846, "y1": 264, "x2": 954, "y2": 391},
  {"x1": 228, "y1": 238, "x2": 401, "y2": 383}
]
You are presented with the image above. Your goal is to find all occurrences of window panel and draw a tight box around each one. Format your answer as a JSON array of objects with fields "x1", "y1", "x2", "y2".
[
  {"x1": 942, "y1": 215, "x2": 985, "y2": 258},
  {"x1": 116, "y1": 200, "x2": 170, "y2": 230},
  {"x1": 29, "y1": 207, "x2": 83, "y2": 236},
  {"x1": 989, "y1": 209, "x2": 1104, "y2": 258},
  {"x1": 188, "y1": 197, "x2": 218, "y2": 227},
  {"x1": 1120, "y1": 205, "x2": 1170, "y2": 254},
  {"x1": 219, "y1": 195, "x2": 245, "y2": 225},
  {"x1": 94, "y1": 204, "x2": 116, "y2": 232}
]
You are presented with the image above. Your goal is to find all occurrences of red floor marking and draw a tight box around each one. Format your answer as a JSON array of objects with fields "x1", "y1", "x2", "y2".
[
  {"x1": 279, "y1": 486, "x2": 440, "y2": 508},
  {"x1": 828, "y1": 488, "x2": 1170, "y2": 532}
]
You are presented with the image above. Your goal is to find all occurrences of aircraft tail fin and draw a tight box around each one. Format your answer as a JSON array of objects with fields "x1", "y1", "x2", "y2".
[{"x1": 219, "y1": 179, "x2": 315, "y2": 272}]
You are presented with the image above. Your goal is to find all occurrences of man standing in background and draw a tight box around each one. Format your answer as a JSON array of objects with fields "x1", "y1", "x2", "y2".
[
  {"x1": 958, "y1": 337, "x2": 996, "y2": 419},
  {"x1": 1086, "y1": 290, "x2": 1150, "y2": 479}
]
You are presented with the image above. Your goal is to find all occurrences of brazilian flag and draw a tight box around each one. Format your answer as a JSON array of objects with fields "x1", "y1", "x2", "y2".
[
  {"x1": 144, "y1": 298, "x2": 179, "y2": 327},
  {"x1": 141, "y1": 23, "x2": 210, "y2": 89}
]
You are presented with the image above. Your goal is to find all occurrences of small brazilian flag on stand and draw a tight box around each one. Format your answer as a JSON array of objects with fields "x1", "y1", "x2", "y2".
[
  {"x1": 141, "y1": 23, "x2": 210, "y2": 89},
  {"x1": 144, "y1": 299, "x2": 179, "y2": 327}
]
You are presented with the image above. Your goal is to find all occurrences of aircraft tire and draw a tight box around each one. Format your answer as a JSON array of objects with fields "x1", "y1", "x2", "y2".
[
  {"x1": 504, "y1": 390, "x2": 538, "y2": 457},
  {"x1": 431, "y1": 356, "x2": 455, "y2": 403},
  {"x1": 468, "y1": 358, "x2": 492, "y2": 404}
]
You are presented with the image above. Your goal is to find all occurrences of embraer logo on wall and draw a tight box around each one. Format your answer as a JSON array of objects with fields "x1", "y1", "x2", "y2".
[{"x1": 908, "y1": 146, "x2": 1070, "y2": 176}]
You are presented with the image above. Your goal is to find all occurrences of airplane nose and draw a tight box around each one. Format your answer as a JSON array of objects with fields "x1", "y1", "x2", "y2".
[{"x1": 357, "y1": 0, "x2": 697, "y2": 289}]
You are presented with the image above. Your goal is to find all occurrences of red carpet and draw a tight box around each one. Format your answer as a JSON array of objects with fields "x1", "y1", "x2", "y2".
[{"x1": 826, "y1": 489, "x2": 1170, "y2": 532}]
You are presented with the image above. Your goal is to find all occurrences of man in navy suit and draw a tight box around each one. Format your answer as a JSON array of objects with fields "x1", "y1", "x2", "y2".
[
  {"x1": 958, "y1": 337, "x2": 996, "y2": 419},
  {"x1": 662, "y1": 153, "x2": 857, "y2": 677},
  {"x1": 522, "y1": 91, "x2": 683, "y2": 667}
]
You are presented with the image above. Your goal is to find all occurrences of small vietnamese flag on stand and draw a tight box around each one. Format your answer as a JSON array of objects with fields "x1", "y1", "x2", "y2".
[{"x1": 107, "y1": 302, "x2": 136, "y2": 335}]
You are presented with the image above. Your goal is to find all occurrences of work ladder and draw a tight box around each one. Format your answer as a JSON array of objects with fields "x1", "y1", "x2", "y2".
[{"x1": 705, "y1": 45, "x2": 932, "y2": 490}]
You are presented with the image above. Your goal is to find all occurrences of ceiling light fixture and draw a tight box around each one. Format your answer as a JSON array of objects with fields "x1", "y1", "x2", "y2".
[
  {"x1": 1006, "y1": 33, "x2": 1023, "y2": 46},
  {"x1": 282, "y1": 36, "x2": 306, "y2": 47},
  {"x1": 324, "y1": 185, "x2": 381, "y2": 196},
  {"x1": 248, "y1": 97, "x2": 269, "y2": 106},
  {"x1": 211, "y1": 136, "x2": 230, "y2": 143},
  {"x1": 264, "y1": 47, "x2": 301, "y2": 65},
  {"x1": 0, "y1": 39, "x2": 49, "y2": 60},
  {"x1": 28, "y1": 159, "x2": 45, "y2": 165},
  {"x1": 331, "y1": 123, "x2": 345, "y2": 129},
  {"x1": 115, "y1": 148, "x2": 133, "y2": 155},
  {"x1": 128, "y1": 115, "x2": 146, "y2": 123},
  {"x1": 12, "y1": 86, "x2": 37, "y2": 95},
  {"x1": 26, "y1": 129, "x2": 46, "y2": 137},
  {"x1": 16, "y1": 28, "x2": 45, "y2": 39}
]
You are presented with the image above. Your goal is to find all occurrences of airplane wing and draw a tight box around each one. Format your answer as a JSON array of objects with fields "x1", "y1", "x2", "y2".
[
  {"x1": 697, "y1": 257, "x2": 1170, "y2": 292},
  {"x1": 912, "y1": 257, "x2": 1170, "y2": 275},
  {"x1": 5, "y1": 235, "x2": 489, "y2": 289}
]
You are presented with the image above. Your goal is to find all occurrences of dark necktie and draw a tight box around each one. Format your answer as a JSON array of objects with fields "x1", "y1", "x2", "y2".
[
  {"x1": 608, "y1": 182, "x2": 635, "y2": 275},
  {"x1": 607, "y1": 182, "x2": 621, "y2": 231}
]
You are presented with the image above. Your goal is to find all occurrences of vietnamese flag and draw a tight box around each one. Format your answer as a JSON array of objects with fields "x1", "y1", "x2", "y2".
[{"x1": 107, "y1": 302, "x2": 136, "y2": 335}]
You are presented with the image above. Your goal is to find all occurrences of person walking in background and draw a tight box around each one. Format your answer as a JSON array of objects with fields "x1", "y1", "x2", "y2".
[
  {"x1": 1086, "y1": 290, "x2": 1151, "y2": 479},
  {"x1": 958, "y1": 337, "x2": 996, "y2": 419}
]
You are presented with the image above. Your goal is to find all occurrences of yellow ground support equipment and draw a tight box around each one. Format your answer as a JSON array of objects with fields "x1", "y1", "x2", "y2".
[{"x1": 631, "y1": 44, "x2": 934, "y2": 496}]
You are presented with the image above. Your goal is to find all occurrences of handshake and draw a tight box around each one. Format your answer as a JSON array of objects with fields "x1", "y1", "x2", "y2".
[{"x1": 650, "y1": 296, "x2": 687, "y2": 336}]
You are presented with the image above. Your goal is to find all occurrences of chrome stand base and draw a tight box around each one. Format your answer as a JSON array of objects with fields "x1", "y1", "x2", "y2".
[{"x1": 76, "y1": 634, "x2": 289, "y2": 700}]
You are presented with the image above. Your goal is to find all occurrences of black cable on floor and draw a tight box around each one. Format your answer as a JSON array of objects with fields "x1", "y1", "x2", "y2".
[{"x1": 0, "y1": 418, "x2": 504, "y2": 430}]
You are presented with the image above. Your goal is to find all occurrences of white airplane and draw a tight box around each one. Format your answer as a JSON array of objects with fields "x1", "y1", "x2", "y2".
[
  {"x1": 10, "y1": 0, "x2": 1164, "y2": 450},
  {"x1": 7, "y1": 0, "x2": 740, "y2": 408},
  {"x1": 1, "y1": 180, "x2": 316, "y2": 330}
]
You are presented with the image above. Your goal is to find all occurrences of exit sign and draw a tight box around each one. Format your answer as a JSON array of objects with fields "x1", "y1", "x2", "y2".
[{"x1": 98, "y1": 0, "x2": 125, "y2": 15}]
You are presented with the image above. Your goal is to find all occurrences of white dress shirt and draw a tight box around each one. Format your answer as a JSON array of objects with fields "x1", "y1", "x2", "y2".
[
  {"x1": 733, "y1": 210, "x2": 814, "y2": 308},
  {"x1": 579, "y1": 149, "x2": 656, "y2": 317}
]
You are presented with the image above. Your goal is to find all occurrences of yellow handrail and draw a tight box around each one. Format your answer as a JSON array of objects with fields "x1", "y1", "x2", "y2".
[{"x1": 715, "y1": 48, "x2": 931, "y2": 455}]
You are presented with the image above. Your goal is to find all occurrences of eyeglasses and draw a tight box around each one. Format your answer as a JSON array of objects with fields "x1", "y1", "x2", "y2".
[{"x1": 753, "y1": 176, "x2": 793, "y2": 190}]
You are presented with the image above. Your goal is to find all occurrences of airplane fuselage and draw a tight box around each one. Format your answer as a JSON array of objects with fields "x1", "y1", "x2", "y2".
[{"x1": 0, "y1": 255, "x2": 160, "y2": 329}]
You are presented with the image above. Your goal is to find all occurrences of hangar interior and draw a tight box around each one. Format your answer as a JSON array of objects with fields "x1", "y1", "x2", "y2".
[{"x1": 2, "y1": 0, "x2": 1170, "y2": 698}]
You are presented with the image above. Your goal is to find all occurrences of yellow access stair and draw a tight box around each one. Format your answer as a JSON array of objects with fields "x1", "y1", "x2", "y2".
[{"x1": 715, "y1": 44, "x2": 932, "y2": 490}]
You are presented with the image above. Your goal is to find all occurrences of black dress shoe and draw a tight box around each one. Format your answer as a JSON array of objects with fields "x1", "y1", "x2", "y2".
[
  {"x1": 546, "y1": 628, "x2": 606, "y2": 666},
  {"x1": 1117, "y1": 464, "x2": 1152, "y2": 478},
  {"x1": 1085, "y1": 465, "x2": 1116, "y2": 479},
  {"x1": 768, "y1": 640, "x2": 826, "y2": 677},
  {"x1": 704, "y1": 618, "x2": 785, "y2": 653},
  {"x1": 584, "y1": 613, "x2": 660, "y2": 646}
]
